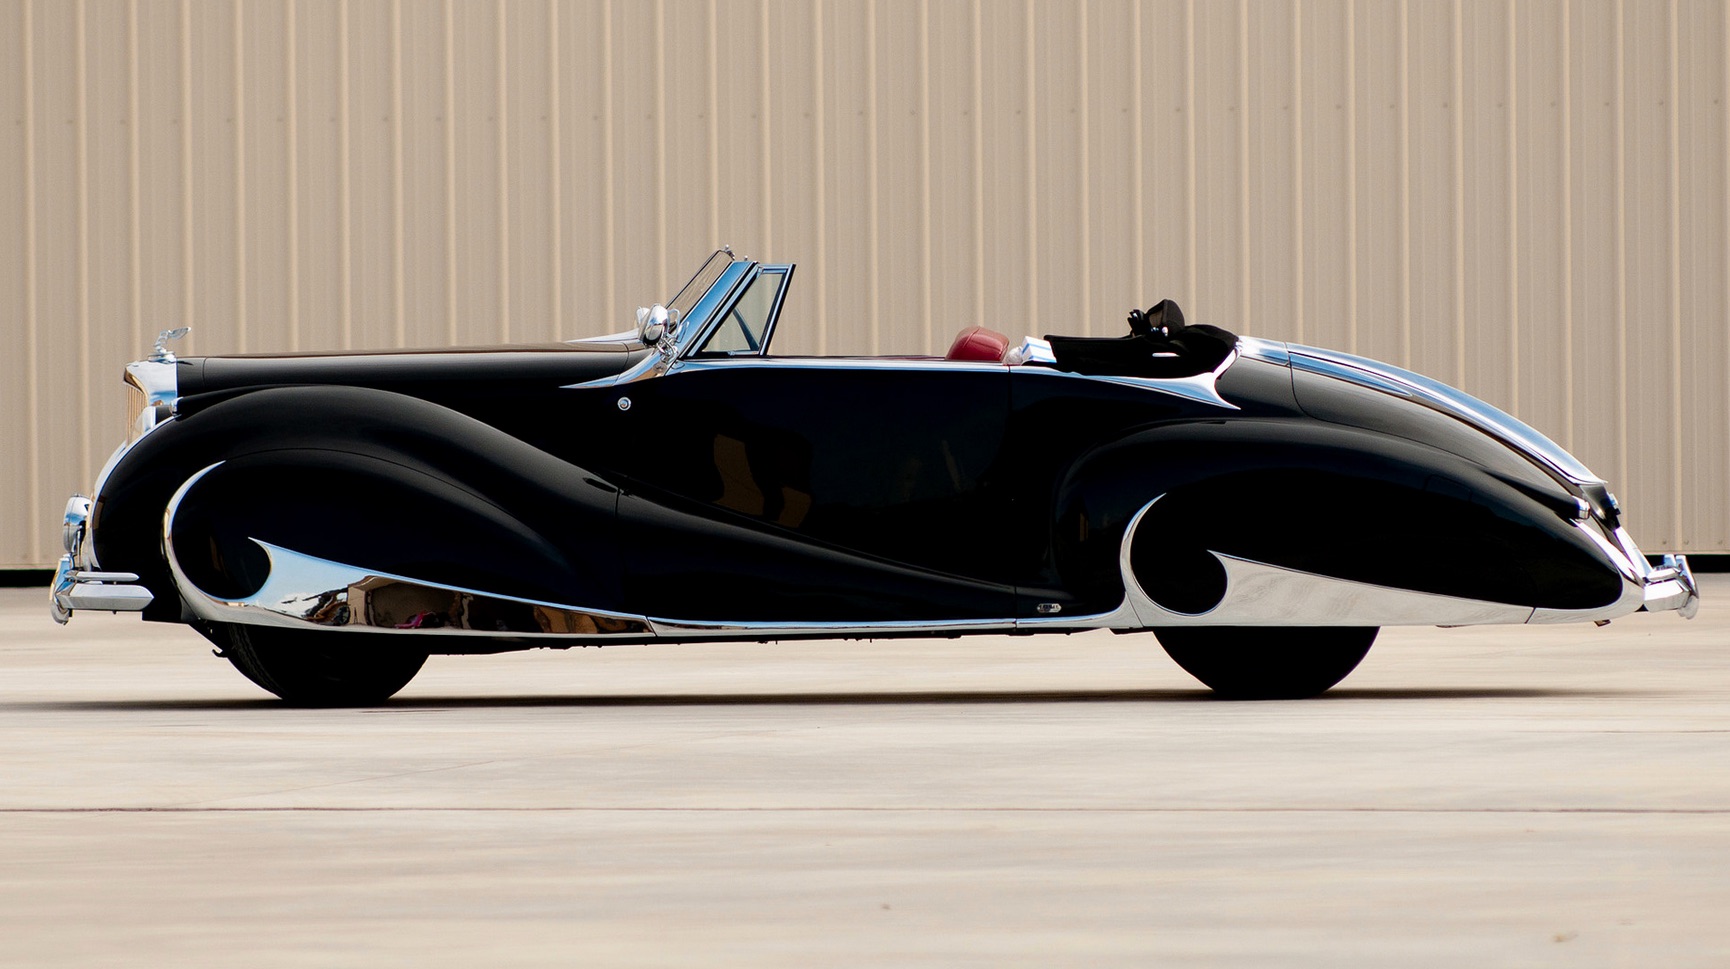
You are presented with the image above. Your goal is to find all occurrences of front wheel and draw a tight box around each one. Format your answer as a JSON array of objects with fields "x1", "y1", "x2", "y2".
[
  {"x1": 1154, "y1": 626, "x2": 1378, "y2": 699},
  {"x1": 200, "y1": 623, "x2": 429, "y2": 706}
]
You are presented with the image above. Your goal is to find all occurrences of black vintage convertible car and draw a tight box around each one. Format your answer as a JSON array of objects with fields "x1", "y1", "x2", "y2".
[{"x1": 52, "y1": 249, "x2": 1698, "y2": 703}]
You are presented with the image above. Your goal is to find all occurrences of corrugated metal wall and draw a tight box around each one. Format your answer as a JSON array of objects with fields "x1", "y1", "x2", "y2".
[{"x1": 3, "y1": 0, "x2": 1727, "y2": 568}]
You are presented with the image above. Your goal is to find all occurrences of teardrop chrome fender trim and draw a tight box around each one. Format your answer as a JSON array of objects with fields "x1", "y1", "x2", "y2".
[{"x1": 1114, "y1": 496, "x2": 1647, "y2": 628}]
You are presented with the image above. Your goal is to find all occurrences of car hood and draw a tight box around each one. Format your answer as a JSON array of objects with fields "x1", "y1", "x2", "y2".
[{"x1": 177, "y1": 342, "x2": 651, "y2": 398}]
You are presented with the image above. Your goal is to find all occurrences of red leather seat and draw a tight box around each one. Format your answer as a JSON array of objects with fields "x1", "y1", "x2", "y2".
[{"x1": 945, "y1": 325, "x2": 1011, "y2": 363}]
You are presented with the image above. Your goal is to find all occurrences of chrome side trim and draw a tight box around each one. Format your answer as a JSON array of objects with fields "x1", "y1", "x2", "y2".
[
  {"x1": 162, "y1": 463, "x2": 653, "y2": 638},
  {"x1": 170, "y1": 539, "x2": 654, "y2": 639},
  {"x1": 648, "y1": 615, "x2": 1016, "y2": 638},
  {"x1": 670, "y1": 356, "x2": 1011, "y2": 375},
  {"x1": 1113, "y1": 495, "x2": 1659, "y2": 628},
  {"x1": 1234, "y1": 336, "x2": 1291, "y2": 367},
  {"x1": 1014, "y1": 348, "x2": 1241, "y2": 410}
]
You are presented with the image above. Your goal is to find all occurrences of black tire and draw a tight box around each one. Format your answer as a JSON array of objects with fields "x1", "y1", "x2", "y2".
[
  {"x1": 1154, "y1": 626, "x2": 1378, "y2": 700},
  {"x1": 200, "y1": 623, "x2": 428, "y2": 706}
]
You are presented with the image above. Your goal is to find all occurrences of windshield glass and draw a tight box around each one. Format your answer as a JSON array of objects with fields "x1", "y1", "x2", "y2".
[{"x1": 666, "y1": 250, "x2": 735, "y2": 322}]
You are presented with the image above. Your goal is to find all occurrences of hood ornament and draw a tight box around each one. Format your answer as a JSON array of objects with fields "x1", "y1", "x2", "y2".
[{"x1": 150, "y1": 327, "x2": 190, "y2": 363}]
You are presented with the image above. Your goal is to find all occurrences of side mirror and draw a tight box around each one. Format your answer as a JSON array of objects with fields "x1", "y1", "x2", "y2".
[{"x1": 636, "y1": 304, "x2": 680, "y2": 347}]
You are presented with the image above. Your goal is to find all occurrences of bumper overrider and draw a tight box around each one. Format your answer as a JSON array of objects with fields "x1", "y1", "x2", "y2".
[
  {"x1": 1640, "y1": 552, "x2": 1700, "y2": 619},
  {"x1": 49, "y1": 495, "x2": 153, "y2": 624}
]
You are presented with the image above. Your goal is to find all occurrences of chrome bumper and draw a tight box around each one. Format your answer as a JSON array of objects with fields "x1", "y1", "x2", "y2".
[
  {"x1": 49, "y1": 495, "x2": 153, "y2": 625},
  {"x1": 1641, "y1": 553, "x2": 1700, "y2": 619}
]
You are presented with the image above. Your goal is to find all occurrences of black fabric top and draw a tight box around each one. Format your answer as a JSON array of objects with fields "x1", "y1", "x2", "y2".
[{"x1": 1044, "y1": 299, "x2": 1237, "y2": 379}]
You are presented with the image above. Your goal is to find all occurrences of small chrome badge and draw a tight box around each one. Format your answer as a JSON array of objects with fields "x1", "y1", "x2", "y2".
[
  {"x1": 617, "y1": 397, "x2": 632, "y2": 412},
  {"x1": 1035, "y1": 602, "x2": 1062, "y2": 614}
]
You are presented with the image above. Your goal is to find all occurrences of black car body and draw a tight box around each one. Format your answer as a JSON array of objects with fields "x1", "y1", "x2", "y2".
[{"x1": 52, "y1": 250, "x2": 1699, "y2": 702}]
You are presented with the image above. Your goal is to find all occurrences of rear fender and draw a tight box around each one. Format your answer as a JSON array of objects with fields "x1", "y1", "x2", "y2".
[{"x1": 1052, "y1": 419, "x2": 1625, "y2": 616}]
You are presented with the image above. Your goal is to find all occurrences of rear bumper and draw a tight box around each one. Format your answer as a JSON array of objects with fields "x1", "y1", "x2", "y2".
[
  {"x1": 1641, "y1": 553, "x2": 1700, "y2": 619},
  {"x1": 48, "y1": 495, "x2": 152, "y2": 625}
]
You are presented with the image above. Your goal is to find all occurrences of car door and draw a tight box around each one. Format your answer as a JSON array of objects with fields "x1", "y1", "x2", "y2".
[{"x1": 601, "y1": 271, "x2": 1017, "y2": 625}]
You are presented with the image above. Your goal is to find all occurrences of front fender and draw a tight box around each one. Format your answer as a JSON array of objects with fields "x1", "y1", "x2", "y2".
[{"x1": 92, "y1": 385, "x2": 623, "y2": 621}]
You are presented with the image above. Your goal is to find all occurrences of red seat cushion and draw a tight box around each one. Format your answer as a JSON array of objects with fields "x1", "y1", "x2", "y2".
[{"x1": 945, "y1": 325, "x2": 1011, "y2": 362}]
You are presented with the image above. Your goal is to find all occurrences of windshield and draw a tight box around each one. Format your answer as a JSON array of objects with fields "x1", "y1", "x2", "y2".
[{"x1": 666, "y1": 249, "x2": 735, "y2": 322}]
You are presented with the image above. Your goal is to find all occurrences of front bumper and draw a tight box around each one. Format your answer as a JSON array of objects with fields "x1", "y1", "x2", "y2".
[{"x1": 48, "y1": 495, "x2": 153, "y2": 625}]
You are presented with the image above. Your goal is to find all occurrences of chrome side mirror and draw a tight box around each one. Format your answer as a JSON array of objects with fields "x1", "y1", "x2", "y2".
[{"x1": 636, "y1": 304, "x2": 679, "y2": 351}]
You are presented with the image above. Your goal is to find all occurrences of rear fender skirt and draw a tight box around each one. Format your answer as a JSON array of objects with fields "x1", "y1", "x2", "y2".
[
  {"x1": 1115, "y1": 497, "x2": 1644, "y2": 628},
  {"x1": 1054, "y1": 419, "x2": 1628, "y2": 614}
]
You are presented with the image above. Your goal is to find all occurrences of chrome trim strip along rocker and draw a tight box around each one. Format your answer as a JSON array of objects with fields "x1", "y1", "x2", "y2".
[{"x1": 163, "y1": 465, "x2": 653, "y2": 639}]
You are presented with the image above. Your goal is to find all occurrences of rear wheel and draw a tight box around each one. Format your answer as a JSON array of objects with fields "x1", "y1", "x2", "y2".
[
  {"x1": 1154, "y1": 626, "x2": 1377, "y2": 699},
  {"x1": 201, "y1": 623, "x2": 428, "y2": 706}
]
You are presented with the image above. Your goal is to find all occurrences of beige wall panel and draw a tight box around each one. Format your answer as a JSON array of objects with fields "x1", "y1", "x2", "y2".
[
  {"x1": 343, "y1": 0, "x2": 396, "y2": 349},
  {"x1": 922, "y1": 0, "x2": 980, "y2": 350},
  {"x1": 1622, "y1": 2, "x2": 1679, "y2": 547},
  {"x1": 451, "y1": 0, "x2": 504, "y2": 344},
  {"x1": 715, "y1": 1, "x2": 770, "y2": 273},
  {"x1": 1678, "y1": 0, "x2": 1730, "y2": 551},
  {"x1": 1567, "y1": 1, "x2": 1625, "y2": 494},
  {"x1": 821, "y1": 0, "x2": 871, "y2": 354},
  {"x1": 606, "y1": 2, "x2": 662, "y2": 319},
  {"x1": 292, "y1": 0, "x2": 344, "y2": 352},
  {"x1": 7, "y1": 0, "x2": 1730, "y2": 564},
  {"x1": 135, "y1": 2, "x2": 189, "y2": 353},
  {"x1": 762, "y1": 0, "x2": 820, "y2": 352},
  {"x1": 85, "y1": 0, "x2": 136, "y2": 491},
  {"x1": 873, "y1": 0, "x2": 929, "y2": 353},
  {"x1": 398, "y1": 0, "x2": 455, "y2": 346},
  {"x1": 1349, "y1": 0, "x2": 1405, "y2": 367},
  {"x1": 1138, "y1": 0, "x2": 1192, "y2": 313},
  {"x1": 1404, "y1": 0, "x2": 1458, "y2": 385},
  {"x1": 504, "y1": 0, "x2": 557, "y2": 341},
  {"x1": 1031, "y1": 2, "x2": 1084, "y2": 339},
  {"x1": 186, "y1": 0, "x2": 241, "y2": 356},
  {"x1": 977, "y1": 0, "x2": 1032, "y2": 337},
  {"x1": 1191, "y1": 0, "x2": 1245, "y2": 327},
  {"x1": 661, "y1": 0, "x2": 716, "y2": 291},
  {"x1": 1513, "y1": 0, "x2": 1571, "y2": 452},
  {"x1": 30, "y1": 0, "x2": 85, "y2": 560},
  {"x1": 2, "y1": 0, "x2": 30, "y2": 563},
  {"x1": 240, "y1": 0, "x2": 292, "y2": 353},
  {"x1": 1245, "y1": 0, "x2": 1299, "y2": 342},
  {"x1": 1083, "y1": 0, "x2": 1137, "y2": 341},
  {"x1": 1299, "y1": 0, "x2": 1352, "y2": 353},
  {"x1": 556, "y1": 0, "x2": 608, "y2": 334},
  {"x1": 1458, "y1": 1, "x2": 1515, "y2": 414}
]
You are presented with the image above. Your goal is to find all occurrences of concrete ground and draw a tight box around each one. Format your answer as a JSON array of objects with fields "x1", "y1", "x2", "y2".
[{"x1": 2, "y1": 580, "x2": 1728, "y2": 968}]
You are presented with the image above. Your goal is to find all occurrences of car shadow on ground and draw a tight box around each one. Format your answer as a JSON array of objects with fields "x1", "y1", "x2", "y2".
[{"x1": 8, "y1": 686, "x2": 1653, "y2": 712}]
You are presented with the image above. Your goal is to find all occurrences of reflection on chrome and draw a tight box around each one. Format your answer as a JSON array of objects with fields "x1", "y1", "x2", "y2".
[
  {"x1": 169, "y1": 538, "x2": 654, "y2": 638},
  {"x1": 1285, "y1": 343, "x2": 1604, "y2": 487}
]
